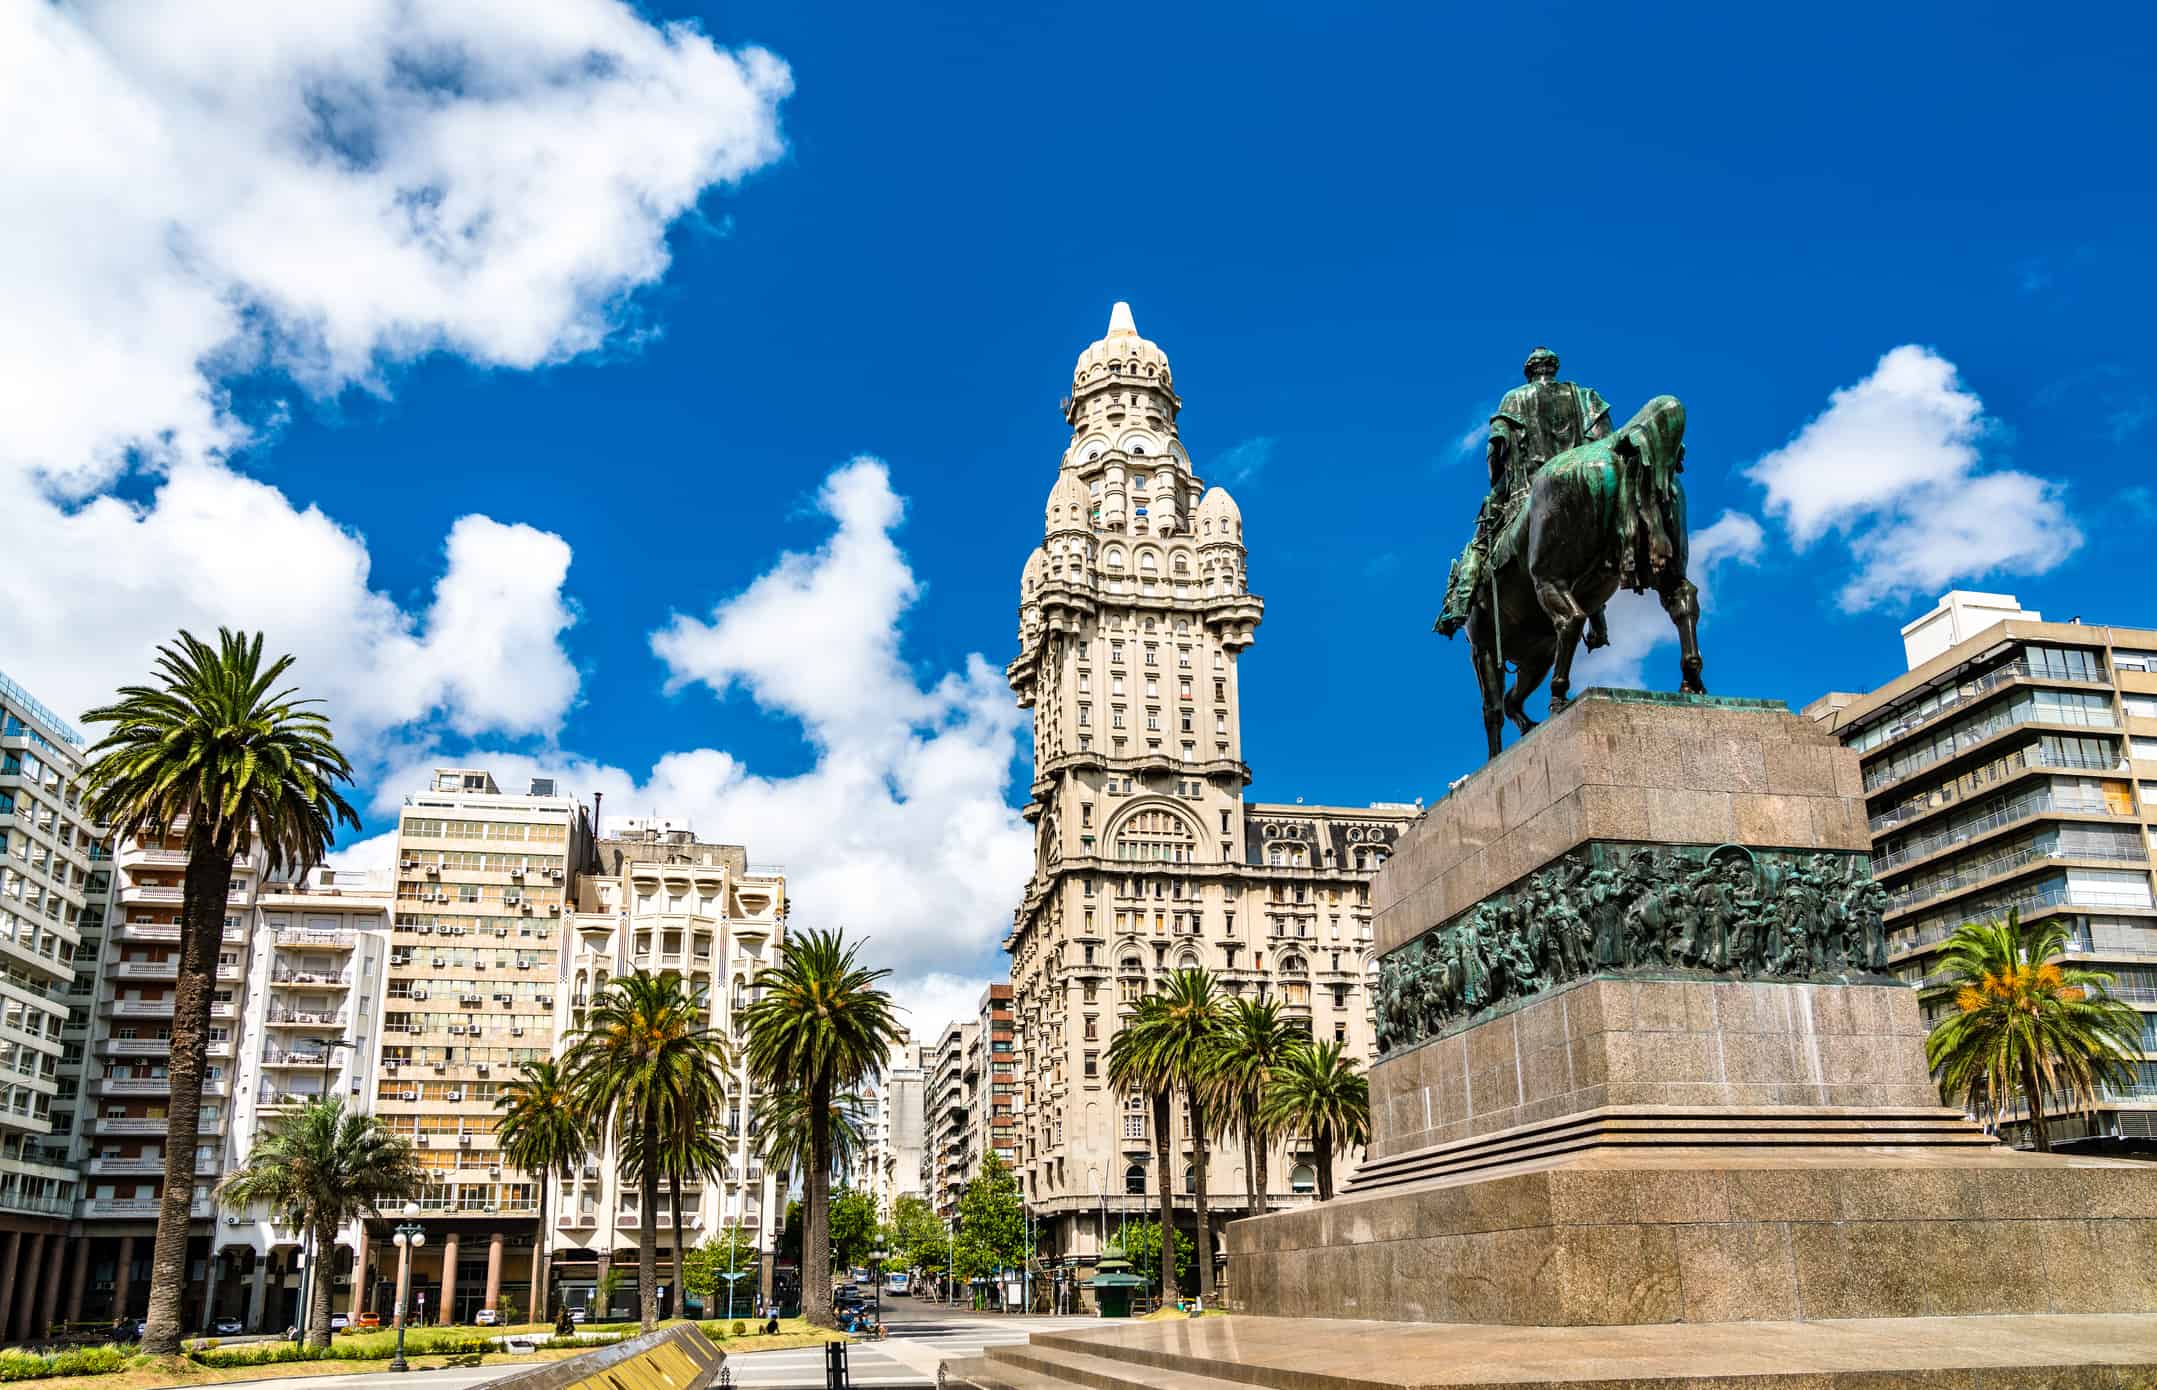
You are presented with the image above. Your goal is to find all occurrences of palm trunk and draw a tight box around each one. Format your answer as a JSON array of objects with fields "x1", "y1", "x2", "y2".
[
  {"x1": 804, "y1": 1076, "x2": 833, "y2": 1328},
  {"x1": 140, "y1": 839, "x2": 233, "y2": 1356},
  {"x1": 532, "y1": 1172, "x2": 552, "y2": 1322},
  {"x1": 1244, "y1": 1099, "x2": 1267, "y2": 1217},
  {"x1": 638, "y1": 1110, "x2": 661, "y2": 1330},
  {"x1": 2022, "y1": 1058, "x2": 2052, "y2": 1153},
  {"x1": 1316, "y1": 1130, "x2": 1335, "y2": 1203},
  {"x1": 308, "y1": 1216, "x2": 336, "y2": 1349},
  {"x1": 1189, "y1": 1086, "x2": 1213, "y2": 1301},
  {"x1": 668, "y1": 1175, "x2": 687, "y2": 1320},
  {"x1": 1150, "y1": 1090, "x2": 1174, "y2": 1304}
]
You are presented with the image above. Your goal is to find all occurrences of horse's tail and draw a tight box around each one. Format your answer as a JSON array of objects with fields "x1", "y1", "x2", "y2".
[{"x1": 1613, "y1": 396, "x2": 1688, "y2": 590}]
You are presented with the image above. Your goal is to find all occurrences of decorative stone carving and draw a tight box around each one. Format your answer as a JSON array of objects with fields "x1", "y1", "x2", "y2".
[{"x1": 1374, "y1": 842, "x2": 1891, "y2": 1055}]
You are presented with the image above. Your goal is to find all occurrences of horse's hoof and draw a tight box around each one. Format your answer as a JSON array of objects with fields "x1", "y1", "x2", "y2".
[{"x1": 1584, "y1": 631, "x2": 1609, "y2": 651}]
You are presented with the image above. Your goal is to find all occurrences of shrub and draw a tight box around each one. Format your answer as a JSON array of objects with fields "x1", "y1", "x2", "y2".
[
  {"x1": 730, "y1": 1321, "x2": 747, "y2": 1339},
  {"x1": 0, "y1": 1346, "x2": 132, "y2": 1382}
]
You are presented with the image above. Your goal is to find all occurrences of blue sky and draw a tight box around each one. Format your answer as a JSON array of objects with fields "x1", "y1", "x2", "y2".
[{"x1": 6, "y1": 1, "x2": 2151, "y2": 1025}]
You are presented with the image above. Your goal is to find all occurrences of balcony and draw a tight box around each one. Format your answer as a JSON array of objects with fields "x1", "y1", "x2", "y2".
[
  {"x1": 275, "y1": 928, "x2": 357, "y2": 950},
  {"x1": 261, "y1": 1050, "x2": 343, "y2": 1068},
  {"x1": 0, "y1": 1192, "x2": 75, "y2": 1219},
  {"x1": 95, "y1": 1038, "x2": 173, "y2": 1057},
  {"x1": 81, "y1": 1197, "x2": 213, "y2": 1219},
  {"x1": 265, "y1": 1011, "x2": 347, "y2": 1028},
  {"x1": 92, "y1": 1116, "x2": 219, "y2": 1137},
  {"x1": 269, "y1": 970, "x2": 352, "y2": 990},
  {"x1": 112, "y1": 960, "x2": 179, "y2": 981},
  {"x1": 83, "y1": 1155, "x2": 168, "y2": 1177}
]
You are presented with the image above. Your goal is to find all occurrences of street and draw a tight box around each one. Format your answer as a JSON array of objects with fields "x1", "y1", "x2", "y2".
[{"x1": 719, "y1": 1296, "x2": 1076, "y2": 1388}]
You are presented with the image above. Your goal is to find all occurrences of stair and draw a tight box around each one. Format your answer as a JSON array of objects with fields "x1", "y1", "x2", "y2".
[
  {"x1": 943, "y1": 1340, "x2": 1262, "y2": 1390},
  {"x1": 1342, "y1": 1104, "x2": 1998, "y2": 1195}
]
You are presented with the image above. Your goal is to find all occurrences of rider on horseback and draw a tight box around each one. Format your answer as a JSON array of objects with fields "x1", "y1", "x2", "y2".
[{"x1": 1435, "y1": 346, "x2": 1612, "y2": 644}]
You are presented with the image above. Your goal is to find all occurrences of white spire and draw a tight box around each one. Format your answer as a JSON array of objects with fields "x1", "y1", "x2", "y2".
[{"x1": 1106, "y1": 301, "x2": 1136, "y2": 338}]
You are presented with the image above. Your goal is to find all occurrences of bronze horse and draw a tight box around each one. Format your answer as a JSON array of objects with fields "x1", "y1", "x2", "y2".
[{"x1": 1459, "y1": 395, "x2": 1705, "y2": 758}]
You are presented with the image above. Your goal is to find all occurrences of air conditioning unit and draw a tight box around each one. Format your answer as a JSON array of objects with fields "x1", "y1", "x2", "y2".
[
  {"x1": 447, "y1": 1025, "x2": 463, "y2": 1035},
  {"x1": 549, "y1": 868, "x2": 563, "y2": 881},
  {"x1": 495, "y1": 927, "x2": 508, "y2": 938},
  {"x1": 412, "y1": 989, "x2": 428, "y2": 1001},
  {"x1": 488, "y1": 1166, "x2": 501, "y2": 1176},
  {"x1": 402, "y1": 1091, "x2": 419, "y2": 1101},
  {"x1": 516, "y1": 961, "x2": 530, "y2": 970},
  {"x1": 386, "y1": 1063, "x2": 399, "y2": 1074},
  {"x1": 424, "y1": 865, "x2": 440, "y2": 877},
  {"x1": 476, "y1": 1064, "x2": 490, "y2": 1077},
  {"x1": 458, "y1": 1134, "x2": 472, "y2": 1146},
  {"x1": 415, "y1": 925, "x2": 433, "y2": 935},
  {"x1": 510, "y1": 868, "x2": 526, "y2": 880},
  {"x1": 400, "y1": 859, "x2": 418, "y2": 870},
  {"x1": 523, "y1": 904, "x2": 536, "y2": 915},
  {"x1": 446, "y1": 1090, "x2": 464, "y2": 1102},
  {"x1": 547, "y1": 905, "x2": 559, "y2": 916},
  {"x1": 224, "y1": 1215, "x2": 244, "y2": 1226},
  {"x1": 432, "y1": 1064, "x2": 446, "y2": 1074},
  {"x1": 416, "y1": 1135, "x2": 430, "y2": 1147},
  {"x1": 509, "y1": 1027, "x2": 524, "y2": 1038},
  {"x1": 503, "y1": 893, "x2": 520, "y2": 906}
]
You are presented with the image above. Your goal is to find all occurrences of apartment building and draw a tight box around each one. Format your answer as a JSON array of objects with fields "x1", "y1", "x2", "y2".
[
  {"x1": 550, "y1": 818, "x2": 785, "y2": 1317},
  {"x1": 846, "y1": 1036, "x2": 926, "y2": 1216},
  {"x1": 1808, "y1": 591, "x2": 2157, "y2": 1149},
  {"x1": 920, "y1": 986, "x2": 1023, "y2": 1219},
  {"x1": 0, "y1": 669, "x2": 95, "y2": 1339},
  {"x1": 1002, "y1": 306, "x2": 1416, "y2": 1289},
  {"x1": 372, "y1": 769, "x2": 591, "y2": 1322},
  {"x1": 924, "y1": 1018, "x2": 978, "y2": 1216}
]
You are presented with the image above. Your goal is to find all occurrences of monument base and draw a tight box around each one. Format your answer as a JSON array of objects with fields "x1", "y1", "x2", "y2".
[{"x1": 943, "y1": 1311, "x2": 2157, "y2": 1388}]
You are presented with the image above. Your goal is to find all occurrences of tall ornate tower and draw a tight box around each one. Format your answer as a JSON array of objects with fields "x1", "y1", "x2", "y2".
[{"x1": 1004, "y1": 305, "x2": 1412, "y2": 1290}]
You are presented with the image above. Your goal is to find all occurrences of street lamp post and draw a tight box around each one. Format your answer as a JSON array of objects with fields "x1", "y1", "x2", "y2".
[
  {"x1": 388, "y1": 1204, "x2": 427, "y2": 1374},
  {"x1": 869, "y1": 1247, "x2": 886, "y2": 1329}
]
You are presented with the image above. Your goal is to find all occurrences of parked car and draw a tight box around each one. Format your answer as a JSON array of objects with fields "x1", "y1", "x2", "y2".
[
  {"x1": 474, "y1": 1309, "x2": 499, "y2": 1326},
  {"x1": 568, "y1": 1307, "x2": 588, "y2": 1325},
  {"x1": 211, "y1": 1318, "x2": 244, "y2": 1336},
  {"x1": 354, "y1": 1312, "x2": 382, "y2": 1330},
  {"x1": 329, "y1": 1314, "x2": 350, "y2": 1333}
]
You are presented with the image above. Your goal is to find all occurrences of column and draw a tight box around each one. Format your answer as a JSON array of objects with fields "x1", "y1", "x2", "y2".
[
  {"x1": 15, "y1": 1234, "x2": 46, "y2": 1342},
  {"x1": 200, "y1": 1245, "x2": 222, "y2": 1332},
  {"x1": 595, "y1": 1253, "x2": 610, "y2": 1319},
  {"x1": 64, "y1": 1239, "x2": 88, "y2": 1324},
  {"x1": 353, "y1": 1233, "x2": 371, "y2": 1315},
  {"x1": 529, "y1": 1231, "x2": 548, "y2": 1324},
  {"x1": 0, "y1": 1231, "x2": 25, "y2": 1340},
  {"x1": 483, "y1": 1233, "x2": 503, "y2": 1317},
  {"x1": 40, "y1": 1239, "x2": 64, "y2": 1337},
  {"x1": 392, "y1": 1238, "x2": 411, "y2": 1331},
  {"x1": 247, "y1": 1251, "x2": 269, "y2": 1331},
  {"x1": 437, "y1": 1233, "x2": 459, "y2": 1325},
  {"x1": 110, "y1": 1236, "x2": 135, "y2": 1320}
]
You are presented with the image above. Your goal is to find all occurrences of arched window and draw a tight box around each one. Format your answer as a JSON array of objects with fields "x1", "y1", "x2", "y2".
[
  {"x1": 1114, "y1": 809, "x2": 1196, "y2": 864},
  {"x1": 1103, "y1": 546, "x2": 1126, "y2": 571},
  {"x1": 1138, "y1": 551, "x2": 1158, "y2": 573},
  {"x1": 1171, "y1": 553, "x2": 1189, "y2": 575},
  {"x1": 1289, "y1": 1164, "x2": 1316, "y2": 1195},
  {"x1": 1124, "y1": 1163, "x2": 1147, "y2": 1195},
  {"x1": 1280, "y1": 955, "x2": 1306, "y2": 975},
  {"x1": 1183, "y1": 1164, "x2": 1196, "y2": 1194}
]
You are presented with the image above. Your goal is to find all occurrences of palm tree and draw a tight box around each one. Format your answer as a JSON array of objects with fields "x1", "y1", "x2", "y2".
[
  {"x1": 82, "y1": 630, "x2": 358, "y2": 1354},
  {"x1": 1259, "y1": 1040, "x2": 1370, "y2": 1201},
  {"x1": 1925, "y1": 911, "x2": 2142, "y2": 1151},
  {"x1": 495, "y1": 1059, "x2": 592, "y2": 1323},
  {"x1": 1205, "y1": 997, "x2": 1300, "y2": 1219},
  {"x1": 567, "y1": 970, "x2": 731, "y2": 1330},
  {"x1": 219, "y1": 1099, "x2": 425, "y2": 1347},
  {"x1": 748, "y1": 1089, "x2": 868, "y2": 1192},
  {"x1": 741, "y1": 930, "x2": 902, "y2": 1329},
  {"x1": 618, "y1": 1094, "x2": 735, "y2": 1319},
  {"x1": 1106, "y1": 996, "x2": 1178, "y2": 1305}
]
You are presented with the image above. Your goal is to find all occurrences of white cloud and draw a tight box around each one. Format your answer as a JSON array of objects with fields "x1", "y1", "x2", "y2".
[
  {"x1": 326, "y1": 830, "x2": 399, "y2": 874},
  {"x1": 1746, "y1": 346, "x2": 2080, "y2": 610},
  {"x1": 0, "y1": 0, "x2": 791, "y2": 735},
  {"x1": 375, "y1": 460, "x2": 1035, "y2": 1023},
  {"x1": 1570, "y1": 509, "x2": 1765, "y2": 691},
  {"x1": 1452, "y1": 421, "x2": 1491, "y2": 461}
]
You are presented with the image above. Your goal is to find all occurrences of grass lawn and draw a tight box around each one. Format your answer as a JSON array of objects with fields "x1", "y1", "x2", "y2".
[{"x1": 27, "y1": 1348, "x2": 586, "y2": 1390}]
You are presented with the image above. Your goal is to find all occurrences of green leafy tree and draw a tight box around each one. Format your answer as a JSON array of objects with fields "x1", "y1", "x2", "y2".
[
  {"x1": 1106, "y1": 995, "x2": 1178, "y2": 1305},
  {"x1": 829, "y1": 1188, "x2": 880, "y2": 1274},
  {"x1": 218, "y1": 1099, "x2": 424, "y2": 1348},
  {"x1": 495, "y1": 1059, "x2": 592, "y2": 1320},
  {"x1": 1925, "y1": 911, "x2": 2142, "y2": 1151},
  {"x1": 953, "y1": 1155, "x2": 1027, "y2": 1284},
  {"x1": 1115, "y1": 1219, "x2": 1193, "y2": 1297},
  {"x1": 83, "y1": 630, "x2": 359, "y2": 1355},
  {"x1": 1113, "y1": 969, "x2": 1222, "y2": 1299},
  {"x1": 567, "y1": 970, "x2": 732, "y2": 1330},
  {"x1": 742, "y1": 930, "x2": 903, "y2": 1329},
  {"x1": 1258, "y1": 1039, "x2": 1369, "y2": 1201},
  {"x1": 1205, "y1": 997, "x2": 1300, "y2": 1218},
  {"x1": 684, "y1": 1226, "x2": 760, "y2": 1319},
  {"x1": 888, "y1": 1194, "x2": 947, "y2": 1280}
]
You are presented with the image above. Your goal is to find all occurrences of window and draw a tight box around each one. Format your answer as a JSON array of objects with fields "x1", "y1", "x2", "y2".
[
  {"x1": 1124, "y1": 1163, "x2": 1147, "y2": 1193},
  {"x1": 1083, "y1": 1052, "x2": 1098, "y2": 1079},
  {"x1": 1289, "y1": 1164, "x2": 1316, "y2": 1195}
]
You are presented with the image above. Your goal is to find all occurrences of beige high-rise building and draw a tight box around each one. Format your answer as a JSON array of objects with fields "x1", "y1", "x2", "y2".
[
  {"x1": 553, "y1": 818, "x2": 785, "y2": 1318},
  {"x1": 378, "y1": 769, "x2": 590, "y2": 1323},
  {"x1": 1004, "y1": 305, "x2": 1417, "y2": 1294},
  {"x1": 1807, "y1": 591, "x2": 2157, "y2": 1149}
]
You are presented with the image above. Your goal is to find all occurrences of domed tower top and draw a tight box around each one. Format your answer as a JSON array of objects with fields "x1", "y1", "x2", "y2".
[
  {"x1": 1195, "y1": 485, "x2": 1243, "y2": 545},
  {"x1": 1044, "y1": 471, "x2": 1090, "y2": 537},
  {"x1": 1070, "y1": 301, "x2": 1177, "y2": 406}
]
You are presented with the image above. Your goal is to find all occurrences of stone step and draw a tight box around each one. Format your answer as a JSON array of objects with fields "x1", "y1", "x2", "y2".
[
  {"x1": 1344, "y1": 1106, "x2": 1997, "y2": 1194},
  {"x1": 984, "y1": 1341, "x2": 1261, "y2": 1390}
]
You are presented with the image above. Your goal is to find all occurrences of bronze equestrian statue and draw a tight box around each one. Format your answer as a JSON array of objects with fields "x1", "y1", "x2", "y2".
[{"x1": 1437, "y1": 351, "x2": 1705, "y2": 758}]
